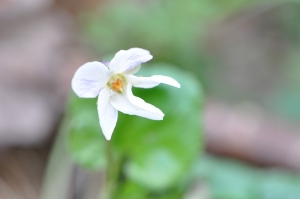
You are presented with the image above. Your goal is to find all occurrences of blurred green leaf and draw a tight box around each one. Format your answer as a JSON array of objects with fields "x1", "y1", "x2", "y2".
[
  {"x1": 115, "y1": 181, "x2": 148, "y2": 199},
  {"x1": 67, "y1": 96, "x2": 106, "y2": 170},
  {"x1": 125, "y1": 149, "x2": 181, "y2": 191},
  {"x1": 191, "y1": 155, "x2": 300, "y2": 199},
  {"x1": 115, "y1": 180, "x2": 183, "y2": 199},
  {"x1": 112, "y1": 64, "x2": 204, "y2": 191}
]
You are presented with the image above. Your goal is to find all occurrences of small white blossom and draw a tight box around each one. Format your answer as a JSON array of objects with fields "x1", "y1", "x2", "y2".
[{"x1": 72, "y1": 48, "x2": 180, "y2": 140}]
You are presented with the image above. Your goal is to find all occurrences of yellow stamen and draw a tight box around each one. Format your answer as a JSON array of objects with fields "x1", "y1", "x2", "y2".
[{"x1": 111, "y1": 79, "x2": 123, "y2": 93}]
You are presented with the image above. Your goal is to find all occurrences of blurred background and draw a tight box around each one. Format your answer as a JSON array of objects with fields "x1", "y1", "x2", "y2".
[{"x1": 1, "y1": 0, "x2": 300, "y2": 198}]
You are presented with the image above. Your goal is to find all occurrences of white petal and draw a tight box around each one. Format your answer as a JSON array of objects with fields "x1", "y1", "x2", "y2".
[
  {"x1": 109, "y1": 48, "x2": 153, "y2": 74},
  {"x1": 72, "y1": 62, "x2": 111, "y2": 98},
  {"x1": 126, "y1": 64, "x2": 141, "y2": 74},
  {"x1": 110, "y1": 84, "x2": 164, "y2": 120},
  {"x1": 97, "y1": 87, "x2": 118, "y2": 140},
  {"x1": 128, "y1": 75, "x2": 181, "y2": 88}
]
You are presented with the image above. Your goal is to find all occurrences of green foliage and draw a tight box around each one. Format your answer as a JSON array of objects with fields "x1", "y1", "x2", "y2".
[
  {"x1": 81, "y1": 0, "x2": 251, "y2": 85},
  {"x1": 191, "y1": 155, "x2": 300, "y2": 199},
  {"x1": 114, "y1": 180, "x2": 184, "y2": 199},
  {"x1": 67, "y1": 97, "x2": 106, "y2": 170},
  {"x1": 67, "y1": 64, "x2": 204, "y2": 195},
  {"x1": 113, "y1": 64, "x2": 203, "y2": 191}
]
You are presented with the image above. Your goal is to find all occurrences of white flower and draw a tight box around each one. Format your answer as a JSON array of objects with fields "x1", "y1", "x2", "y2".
[{"x1": 72, "y1": 48, "x2": 180, "y2": 140}]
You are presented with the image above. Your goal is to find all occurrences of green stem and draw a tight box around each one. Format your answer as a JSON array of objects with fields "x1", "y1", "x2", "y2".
[
  {"x1": 105, "y1": 141, "x2": 113, "y2": 199},
  {"x1": 103, "y1": 141, "x2": 122, "y2": 199}
]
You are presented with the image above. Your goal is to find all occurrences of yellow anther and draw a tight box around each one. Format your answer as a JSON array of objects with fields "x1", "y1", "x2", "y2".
[{"x1": 111, "y1": 79, "x2": 123, "y2": 93}]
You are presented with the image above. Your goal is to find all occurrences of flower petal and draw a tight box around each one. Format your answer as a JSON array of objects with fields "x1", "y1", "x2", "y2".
[
  {"x1": 110, "y1": 84, "x2": 164, "y2": 120},
  {"x1": 128, "y1": 75, "x2": 181, "y2": 88},
  {"x1": 126, "y1": 64, "x2": 141, "y2": 74},
  {"x1": 109, "y1": 48, "x2": 153, "y2": 74},
  {"x1": 97, "y1": 87, "x2": 118, "y2": 140},
  {"x1": 72, "y1": 62, "x2": 111, "y2": 98}
]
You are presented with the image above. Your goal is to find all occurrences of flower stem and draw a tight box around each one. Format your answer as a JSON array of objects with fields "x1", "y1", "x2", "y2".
[
  {"x1": 103, "y1": 141, "x2": 120, "y2": 199},
  {"x1": 105, "y1": 141, "x2": 112, "y2": 199}
]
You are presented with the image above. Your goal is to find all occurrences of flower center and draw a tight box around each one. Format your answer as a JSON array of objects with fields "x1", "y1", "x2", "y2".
[
  {"x1": 112, "y1": 78, "x2": 123, "y2": 92},
  {"x1": 108, "y1": 75, "x2": 125, "y2": 93}
]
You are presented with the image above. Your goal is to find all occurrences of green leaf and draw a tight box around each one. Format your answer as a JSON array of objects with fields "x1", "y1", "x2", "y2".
[
  {"x1": 125, "y1": 150, "x2": 181, "y2": 190},
  {"x1": 112, "y1": 64, "x2": 204, "y2": 191},
  {"x1": 67, "y1": 96, "x2": 106, "y2": 170},
  {"x1": 115, "y1": 181, "x2": 148, "y2": 199},
  {"x1": 115, "y1": 179, "x2": 184, "y2": 199},
  {"x1": 191, "y1": 155, "x2": 300, "y2": 199}
]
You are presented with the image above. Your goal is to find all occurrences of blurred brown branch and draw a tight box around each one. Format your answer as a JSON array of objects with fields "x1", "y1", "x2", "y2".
[{"x1": 204, "y1": 100, "x2": 300, "y2": 171}]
